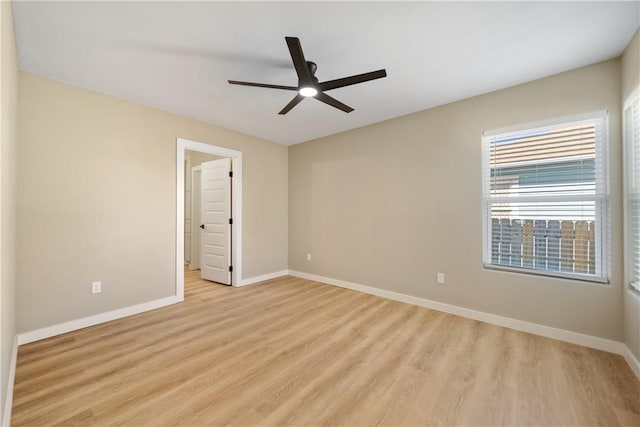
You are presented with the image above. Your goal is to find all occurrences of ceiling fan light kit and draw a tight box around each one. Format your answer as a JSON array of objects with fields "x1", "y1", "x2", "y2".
[
  {"x1": 299, "y1": 86, "x2": 317, "y2": 97},
  {"x1": 228, "y1": 37, "x2": 387, "y2": 115}
]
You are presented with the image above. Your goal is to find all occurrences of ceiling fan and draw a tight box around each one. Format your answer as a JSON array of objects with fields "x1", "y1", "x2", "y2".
[{"x1": 228, "y1": 37, "x2": 387, "y2": 115}]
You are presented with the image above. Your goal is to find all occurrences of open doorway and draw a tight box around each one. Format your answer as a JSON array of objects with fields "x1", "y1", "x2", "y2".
[
  {"x1": 185, "y1": 151, "x2": 223, "y2": 270},
  {"x1": 176, "y1": 138, "x2": 243, "y2": 299}
]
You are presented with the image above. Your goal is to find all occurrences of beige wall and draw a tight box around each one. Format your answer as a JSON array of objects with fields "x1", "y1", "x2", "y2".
[
  {"x1": 289, "y1": 59, "x2": 624, "y2": 341},
  {"x1": 1, "y1": 0, "x2": 19, "y2": 420},
  {"x1": 8, "y1": 17, "x2": 637, "y2": 380},
  {"x1": 188, "y1": 150, "x2": 222, "y2": 168},
  {"x1": 622, "y1": 29, "x2": 640, "y2": 360},
  {"x1": 17, "y1": 72, "x2": 288, "y2": 333}
]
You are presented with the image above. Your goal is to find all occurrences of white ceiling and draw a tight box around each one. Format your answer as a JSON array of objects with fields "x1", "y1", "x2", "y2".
[{"x1": 12, "y1": 1, "x2": 640, "y2": 146}]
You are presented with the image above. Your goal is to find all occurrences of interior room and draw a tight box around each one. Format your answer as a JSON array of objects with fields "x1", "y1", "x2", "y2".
[{"x1": 1, "y1": 1, "x2": 639, "y2": 426}]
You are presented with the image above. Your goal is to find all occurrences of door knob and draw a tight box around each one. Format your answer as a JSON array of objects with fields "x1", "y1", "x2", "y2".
[{"x1": 200, "y1": 224, "x2": 205, "y2": 229}]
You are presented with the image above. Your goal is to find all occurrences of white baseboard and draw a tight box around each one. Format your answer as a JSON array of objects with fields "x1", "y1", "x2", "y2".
[
  {"x1": 237, "y1": 270, "x2": 289, "y2": 287},
  {"x1": 2, "y1": 335, "x2": 18, "y2": 427},
  {"x1": 623, "y1": 345, "x2": 640, "y2": 379},
  {"x1": 16, "y1": 270, "x2": 291, "y2": 345},
  {"x1": 11, "y1": 272, "x2": 640, "y2": 387},
  {"x1": 17, "y1": 295, "x2": 182, "y2": 345},
  {"x1": 289, "y1": 270, "x2": 629, "y2": 359}
]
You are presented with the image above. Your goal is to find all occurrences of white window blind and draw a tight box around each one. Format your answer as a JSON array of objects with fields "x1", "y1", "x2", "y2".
[
  {"x1": 624, "y1": 96, "x2": 640, "y2": 292},
  {"x1": 483, "y1": 112, "x2": 609, "y2": 283}
]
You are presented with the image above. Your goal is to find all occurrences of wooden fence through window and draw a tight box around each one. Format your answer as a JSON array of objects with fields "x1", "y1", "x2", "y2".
[{"x1": 491, "y1": 218, "x2": 596, "y2": 274}]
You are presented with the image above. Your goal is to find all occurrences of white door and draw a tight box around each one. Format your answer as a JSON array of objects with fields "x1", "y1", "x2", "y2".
[{"x1": 200, "y1": 158, "x2": 232, "y2": 285}]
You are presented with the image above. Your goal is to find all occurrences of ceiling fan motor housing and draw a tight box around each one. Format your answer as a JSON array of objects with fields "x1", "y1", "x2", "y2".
[
  {"x1": 306, "y1": 61, "x2": 319, "y2": 85},
  {"x1": 228, "y1": 36, "x2": 387, "y2": 114}
]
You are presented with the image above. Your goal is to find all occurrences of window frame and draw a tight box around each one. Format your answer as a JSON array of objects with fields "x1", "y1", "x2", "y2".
[
  {"x1": 481, "y1": 111, "x2": 610, "y2": 284},
  {"x1": 623, "y1": 89, "x2": 640, "y2": 293}
]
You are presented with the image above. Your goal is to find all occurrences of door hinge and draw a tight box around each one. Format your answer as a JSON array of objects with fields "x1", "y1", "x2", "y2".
[
  {"x1": 229, "y1": 171, "x2": 233, "y2": 178},
  {"x1": 229, "y1": 265, "x2": 233, "y2": 272},
  {"x1": 229, "y1": 218, "x2": 233, "y2": 225}
]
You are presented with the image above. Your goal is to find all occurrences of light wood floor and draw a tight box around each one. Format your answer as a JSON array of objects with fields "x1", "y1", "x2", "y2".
[{"x1": 11, "y1": 270, "x2": 640, "y2": 426}]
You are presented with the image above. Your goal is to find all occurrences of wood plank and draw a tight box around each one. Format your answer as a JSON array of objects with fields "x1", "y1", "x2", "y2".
[
  {"x1": 560, "y1": 220, "x2": 575, "y2": 272},
  {"x1": 501, "y1": 218, "x2": 512, "y2": 265},
  {"x1": 575, "y1": 220, "x2": 589, "y2": 273},
  {"x1": 510, "y1": 220, "x2": 523, "y2": 267},
  {"x1": 547, "y1": 220, "x2": 560, "y2": 271},
  {"x1": 11, "y1": 270, "x2": 639, "y2": 426},
  {"x1": 523, "y1": 219, "x2": 534, "y2": 267},
  {"x1": 491, "y1": 218, "x2": 500, "y2": 264},
  {"x1": 534, "y1": 220, "x2": 548, "y2": 270}
]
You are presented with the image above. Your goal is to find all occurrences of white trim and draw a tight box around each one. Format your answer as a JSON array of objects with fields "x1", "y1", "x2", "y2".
[
  {"x1": 623, "y1": 344, "x2": 640, "y2": 380},
  {"x1": 482, "y1": 264, "x2": 610, "y2": 285},
  {"x1": 288, "y1": 270, "x2": 627, "y2": 356},
  {"x1": 17, "y1": 296, "x2": 181, "y2": 345},
  {"x1": 238, "y1": 270, "x2": 289, "y2": 287},
  {"x1": 624, "y1": 87, "x2": 640, "y2": 110},
  {"x1": 176, "y1": 138, "x2": 243, "y2": 292},
  {"x1": 623, "y1": 90, "x2": 640, "y2": 291},
  {"x1": 2, "y1": 336, "x2": 18, "y2": 427},
  {"x1": 482, "y1": 110, "x2": 608, "y2": 138},
  {"x1": 482, "y1": 111, "x2": 610, "y2": 284}
]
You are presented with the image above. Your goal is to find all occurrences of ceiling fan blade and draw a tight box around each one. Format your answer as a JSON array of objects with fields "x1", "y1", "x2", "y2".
[
  {"x1": 319, "y1": 69, "x2": 387, "y2": 92},
  {"x1": 314, "y1": 92, "x2": 354, "y2": 113},
  {"x1": 285, "y1": 37, "x2": 313, "y2": 86},
  {"x1": 279, "y1": 94, "x2": 305, "y2": 115},
  {"x1": 228, "y1": 80, "x2": 298, "y2": 91}
]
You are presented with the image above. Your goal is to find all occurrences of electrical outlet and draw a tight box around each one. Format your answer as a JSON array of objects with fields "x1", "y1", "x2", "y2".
[
  {"x1": 92, "y1": 281, "x2": 102, "y2": 294},
  {"x1": 306, "y1": 253, "x2": 312, "y2": 261},
  {"x1": 436, "y1": 273, "x2": 445, "y2": 284}
]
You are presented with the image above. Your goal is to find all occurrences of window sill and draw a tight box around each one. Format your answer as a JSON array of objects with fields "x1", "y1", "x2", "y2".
[{"x1": 483, "y1": 264, "x2": 609, "y2": 284}]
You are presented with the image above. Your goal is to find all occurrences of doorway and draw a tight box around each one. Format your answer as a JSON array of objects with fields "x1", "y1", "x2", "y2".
[
  {"x1": 189, "y1": 166, "x2": 202, "y2": 270},
  {"x1": 176, "y1": 138, "x2": 243, "y2": 299},
  {"x1": 185, "y1": 151, "x2": 226, "y2": 275}
]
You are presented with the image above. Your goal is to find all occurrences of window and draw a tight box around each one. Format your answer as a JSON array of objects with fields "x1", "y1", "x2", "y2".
[
  {"x1": 624, "y1": 93, "x2": 640, "y2": 292},
  {"x1": 482, "y1": 112, "x2": 609, "y2": 283}
]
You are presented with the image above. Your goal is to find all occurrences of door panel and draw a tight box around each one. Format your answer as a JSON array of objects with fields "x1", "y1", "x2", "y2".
[{"x1": 200, "y1": 158, "x2": 231, "y2": 285}]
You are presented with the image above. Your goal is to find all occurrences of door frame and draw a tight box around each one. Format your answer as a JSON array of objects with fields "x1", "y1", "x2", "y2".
[{"x1": 176, "y1": 138, "x2": 243, "y2": 298}]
